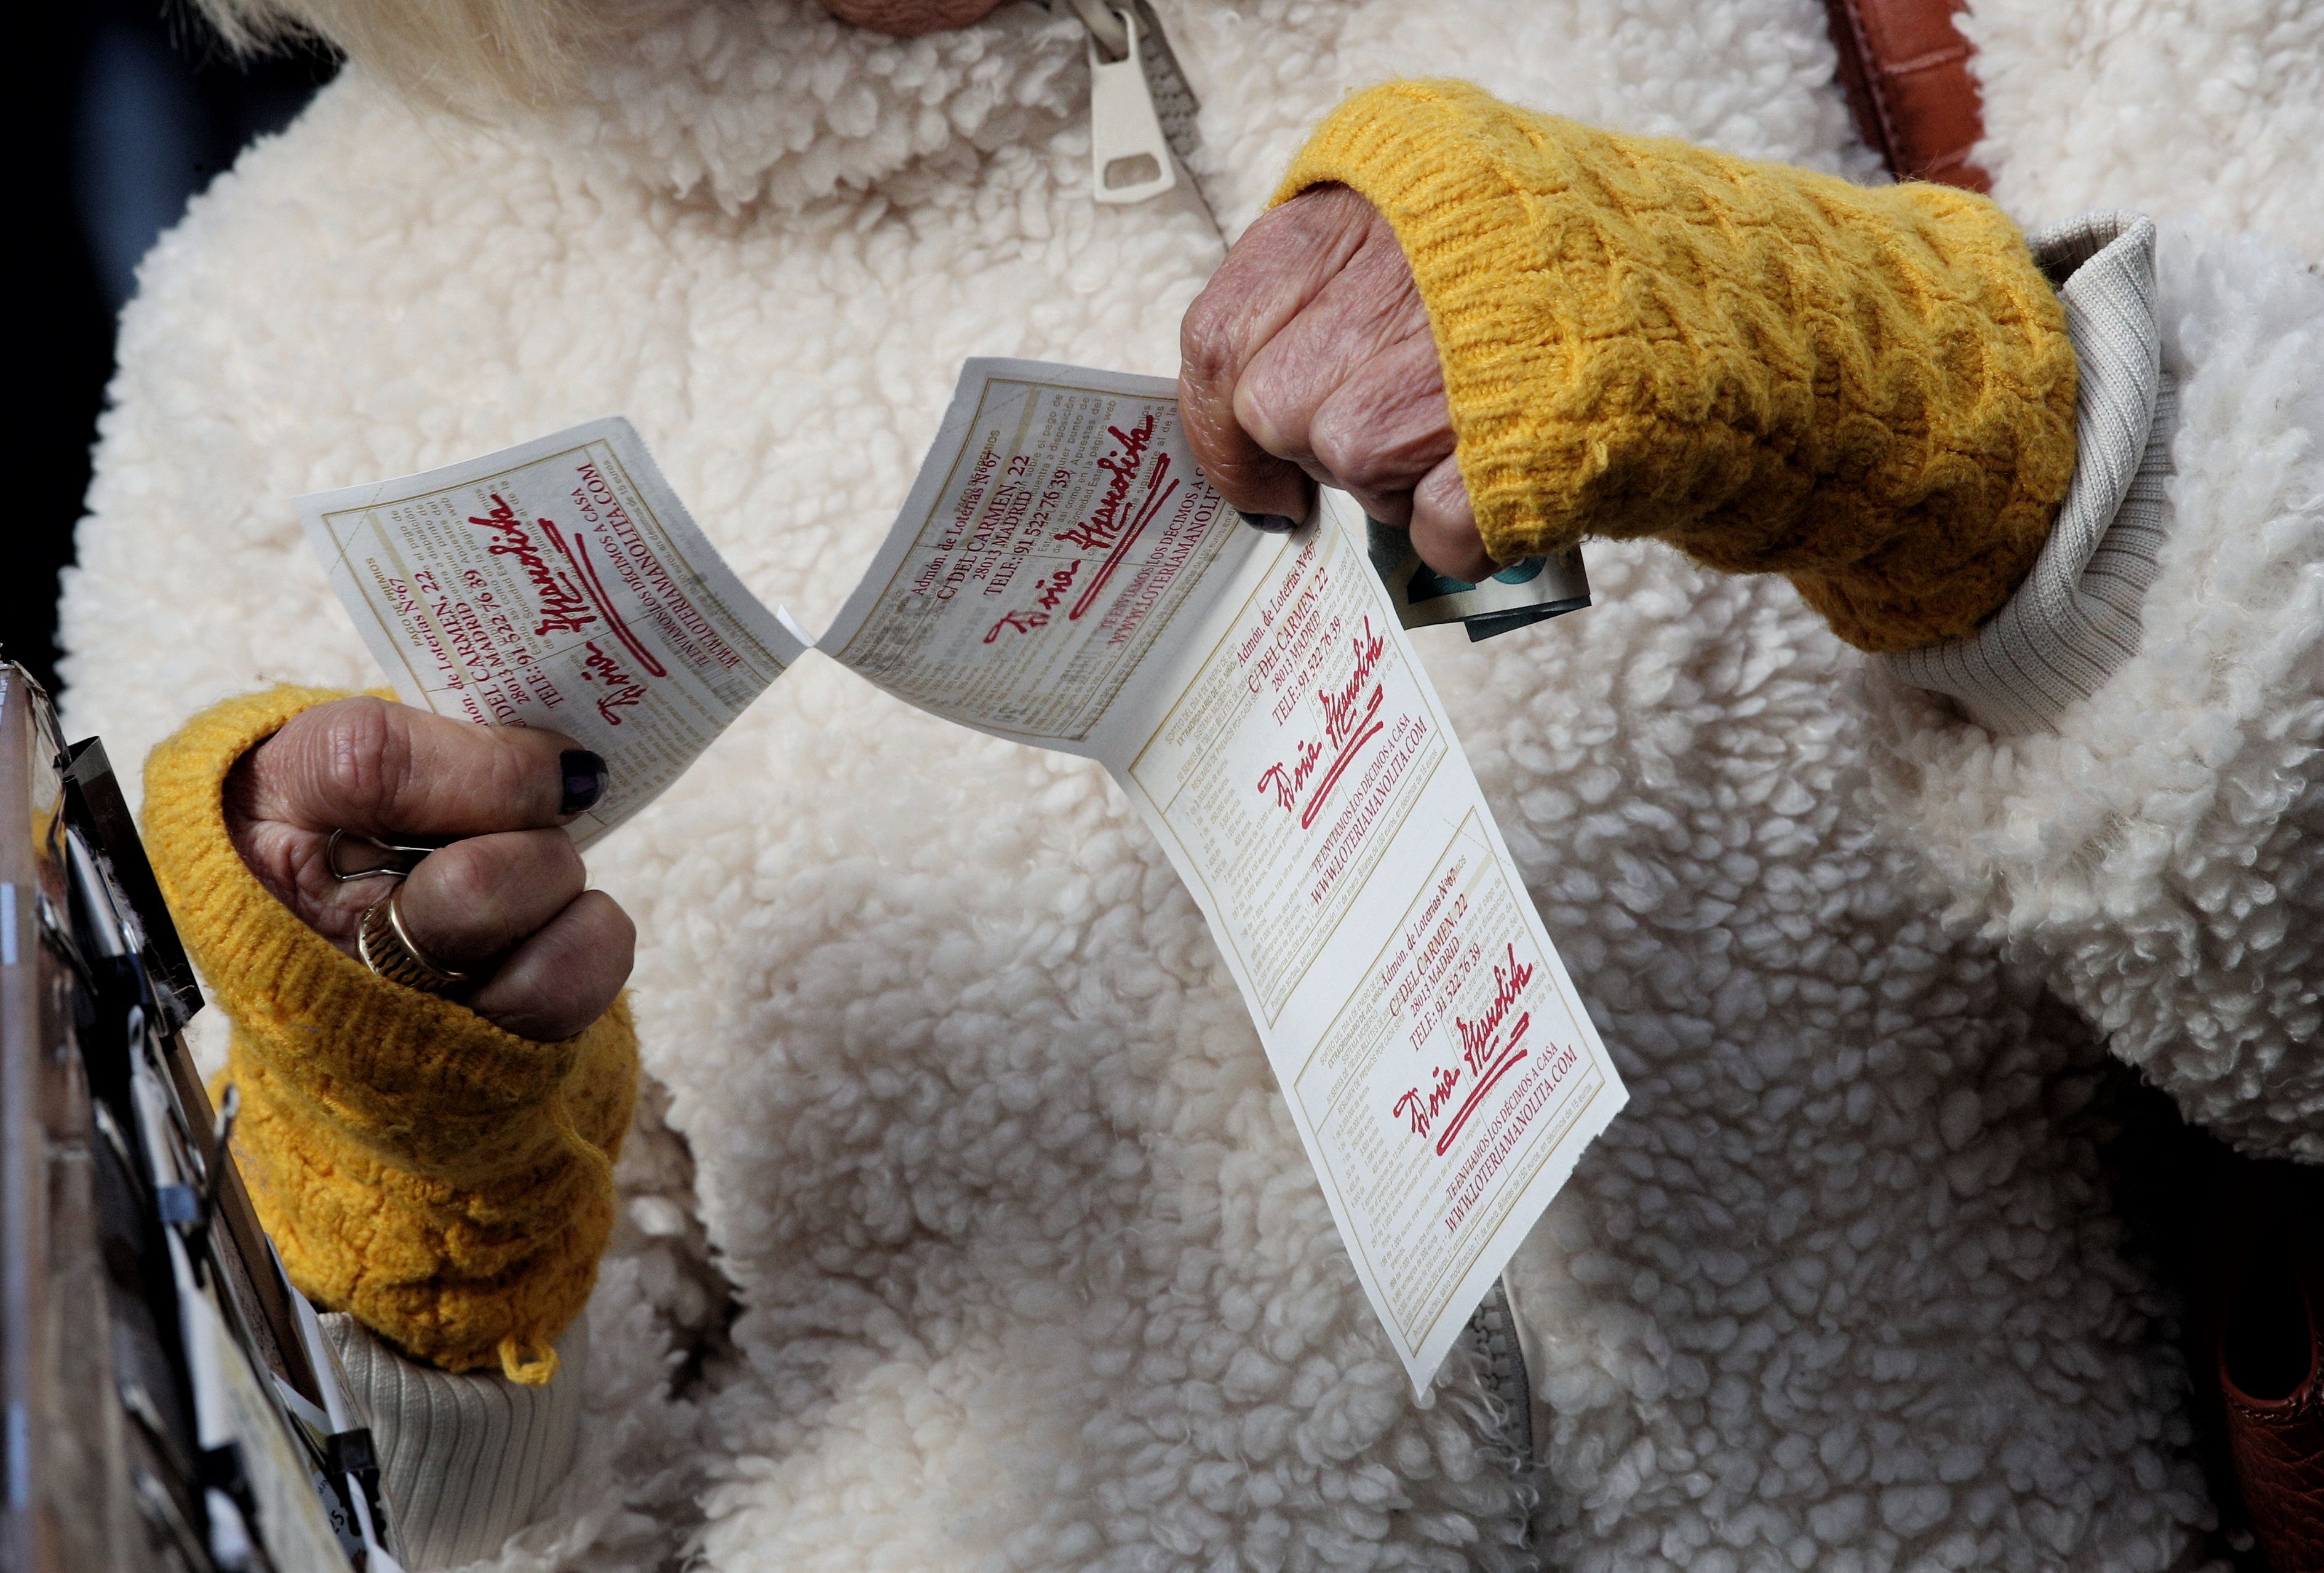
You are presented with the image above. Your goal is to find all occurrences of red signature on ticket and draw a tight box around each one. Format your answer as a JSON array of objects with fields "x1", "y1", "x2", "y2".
[
  {"x1": 984, "y1": 413, "x2": 1181, "y2": 643},
  {"x1": 982, "y1": 559, "x2": 1081, "y2": 643},
  {"x1": 1393, "y1": 943, "x2": 1537, "y2": 1156},
  {"x1": 1256, "y1": 618, "x2": 1389, "y2": 830},
  {"x1": 468, "y1": 495, "x2": 595, "y2": 639},
  {"x1": 578, "y1": 639, "x2": 648, "y2": 725},
  {"x1": 468, "y1": 492, "x2": 670, "y2": 723}
]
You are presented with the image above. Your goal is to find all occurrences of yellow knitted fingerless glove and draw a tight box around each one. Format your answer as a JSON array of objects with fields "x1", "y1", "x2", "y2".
[
  {"x1": 142, "y1": 686, "x2": 637, "y2": 1385},
  {"x1": 1277, "y1": 81, "x2": 2079, "y2": 652}
]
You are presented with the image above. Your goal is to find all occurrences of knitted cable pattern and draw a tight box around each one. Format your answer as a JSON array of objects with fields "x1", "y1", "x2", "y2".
[
  {"x1": 142, "y1": 686, "x2": 636, "y2": 1384},
  {"x1": 1277, "y1": 81, "x2": 2079, "y2": 652}
]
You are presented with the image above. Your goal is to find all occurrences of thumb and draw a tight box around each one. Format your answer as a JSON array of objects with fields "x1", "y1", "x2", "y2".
[{"x1": 240, "y1": 696, "x2": 606, "y2": 838}]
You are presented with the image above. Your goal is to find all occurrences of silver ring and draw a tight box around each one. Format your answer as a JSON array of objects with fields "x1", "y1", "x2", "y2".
[{"x1": 327, "y1": 828, "x2": 446, "y2": 883}]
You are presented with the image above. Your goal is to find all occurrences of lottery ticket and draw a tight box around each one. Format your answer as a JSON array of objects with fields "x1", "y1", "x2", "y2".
[{"x1": 296, "y1": 420, "x2": 806, "y2": 846}]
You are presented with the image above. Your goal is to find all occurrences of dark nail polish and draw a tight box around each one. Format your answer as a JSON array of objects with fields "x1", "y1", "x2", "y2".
[
  {"x1": 560, "y1": 750, "x2": 609, "y2": 814},
  {"x1": 1241, "y1": 511, "x2": 1298, "y2": 533}
]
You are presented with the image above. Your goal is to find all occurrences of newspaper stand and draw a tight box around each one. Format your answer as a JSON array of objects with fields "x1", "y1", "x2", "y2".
[{"x1": 0, "y1": 663, "x2": 403, "y2": 1572}]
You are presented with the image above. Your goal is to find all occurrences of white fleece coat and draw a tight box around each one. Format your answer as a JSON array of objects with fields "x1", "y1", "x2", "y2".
[{"x1": 58, "y1": 1, "x2": 2324, "y2": 1567}]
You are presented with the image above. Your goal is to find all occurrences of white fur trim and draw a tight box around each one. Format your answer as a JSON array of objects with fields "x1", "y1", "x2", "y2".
[
  {"x1": 1964, "y1": 0, "x2": 2324, "y2": 261},
  {"x1": 562, "y1": 0, "x2": 1086, "y2": 213}
]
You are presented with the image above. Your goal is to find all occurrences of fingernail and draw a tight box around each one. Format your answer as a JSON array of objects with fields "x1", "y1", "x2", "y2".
[
  {"x1": 560, "y1": 751, "x2": 608, "y2": 814},
  {"x1": 1240, "y1": 511, "x2": 1298, "y2": 533}
]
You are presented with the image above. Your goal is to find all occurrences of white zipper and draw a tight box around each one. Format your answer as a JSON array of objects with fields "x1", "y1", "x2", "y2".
[
  {"x1": 1085, "y1": 6, "x2": 1178, "y2": 204},
  {"x1": 1062, "y1": 1, "x2": 1220, "y2": 232}
]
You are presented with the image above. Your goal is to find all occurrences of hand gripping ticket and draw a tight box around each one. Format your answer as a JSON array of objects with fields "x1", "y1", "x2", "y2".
[{"x1": 296, "y1": 419, "x2": 810, "y2": 847}]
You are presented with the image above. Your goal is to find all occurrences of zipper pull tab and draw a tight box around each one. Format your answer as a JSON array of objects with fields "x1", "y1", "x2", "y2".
[{"x1": 1083, "y1": 4, "x2": 1177, "y2": 205}]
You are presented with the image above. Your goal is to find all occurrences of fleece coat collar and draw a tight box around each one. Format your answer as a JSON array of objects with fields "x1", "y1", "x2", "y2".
[{"x1": 564, "y1": 0, "x2": 1089, "y2": 213}]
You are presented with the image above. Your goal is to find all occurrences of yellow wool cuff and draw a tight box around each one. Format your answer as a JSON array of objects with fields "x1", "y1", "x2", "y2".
[
  {"x1": 1275, "y1": 81, "x2": 2079, "y2": 652},
  {"x1": 142, "y1": 686, "x2": 637, "y2": 1384}
]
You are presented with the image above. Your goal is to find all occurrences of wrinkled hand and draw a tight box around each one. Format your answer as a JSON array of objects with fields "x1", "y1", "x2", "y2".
[
  {"x1": 224, "y1": 697, "x2": 632, "y2": 1041},
  {"x1": 1180, "y1": 183, "x2": 1494, "y2": 583}
]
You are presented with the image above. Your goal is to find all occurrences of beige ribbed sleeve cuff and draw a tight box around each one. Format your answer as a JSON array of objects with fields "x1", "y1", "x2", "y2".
[
  {"x1": 1884, "y1": 213, "x2": 2173, "y2": 734},
  {"x1": 323, "y1": 1312, "x2": 586, "y2": 1569}
]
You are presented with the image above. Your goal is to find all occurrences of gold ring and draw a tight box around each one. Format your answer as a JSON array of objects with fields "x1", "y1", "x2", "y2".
[{"x1": 357, "y1": 884, "x2": 470, "y2": 994}]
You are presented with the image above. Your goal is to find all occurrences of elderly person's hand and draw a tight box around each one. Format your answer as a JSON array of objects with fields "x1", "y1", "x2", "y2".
[
  {"x1": 225, "y1": 696, "x2": 631, "y2": 1041},
  {"x1": 1179, "y1": 102, "x2": 2087, "y2": 653},
  {"x1": 1178, "y1": 185, "x2": 1496, "y2": 584}
]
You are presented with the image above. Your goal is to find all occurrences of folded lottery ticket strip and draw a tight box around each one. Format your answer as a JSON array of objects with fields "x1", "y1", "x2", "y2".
[{"x1": 300, "y1": 360, "x2": 1628, "y2": 1393}]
